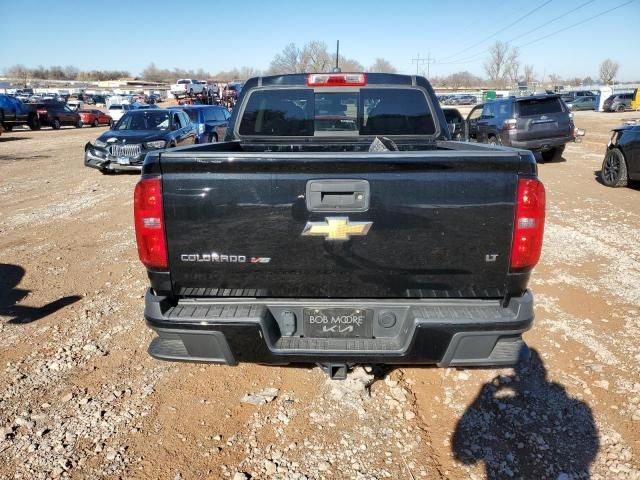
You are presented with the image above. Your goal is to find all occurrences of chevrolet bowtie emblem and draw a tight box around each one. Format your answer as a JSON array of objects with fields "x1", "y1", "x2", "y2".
[{"x1": 301, "y1": 217, "x2": 372, "y2": 241}]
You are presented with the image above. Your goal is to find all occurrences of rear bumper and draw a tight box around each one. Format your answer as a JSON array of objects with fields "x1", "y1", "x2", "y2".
[
  {"x1": 144, "y1": 289, "x2": 534, "y2": 368},
  {"x1": 509, "y1": 136, "x2": 573, "y2": 151}
]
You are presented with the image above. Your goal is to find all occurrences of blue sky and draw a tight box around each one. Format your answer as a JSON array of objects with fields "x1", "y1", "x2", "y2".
[{"x1": 1, "y1": 0, "x2": 638, "y2": 81}]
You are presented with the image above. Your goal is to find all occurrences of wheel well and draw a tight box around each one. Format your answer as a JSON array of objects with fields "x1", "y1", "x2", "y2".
[{"x1": 608, "y1": 147, "x2": 627, "y2": 165}]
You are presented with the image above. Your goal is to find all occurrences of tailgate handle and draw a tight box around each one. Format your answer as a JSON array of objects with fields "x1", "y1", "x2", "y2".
[{"x1": 306, "y1": 179, "x2": 370, "y2": 212}]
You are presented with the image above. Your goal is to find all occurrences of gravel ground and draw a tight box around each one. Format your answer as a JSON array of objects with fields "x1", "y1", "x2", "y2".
[{"x1": 0, "y1": 110, "x2": 639, "y2": 479}]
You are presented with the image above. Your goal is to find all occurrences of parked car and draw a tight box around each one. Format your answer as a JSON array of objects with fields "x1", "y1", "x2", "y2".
[
  {"x1": 175, "y1": 104, "x2": 231, "y2": 143},
  {"x1": 452, "y1": 94, "x2": 477, "y2": 105},
  {"x1": 222, "y1": 83, "x2": 242, "y2": 101},
  {"x1": 442, "y1": 107, "x2": 465, "y2": 140},
  {"x1": 91, "y1": 95, "x2": 107, "y2": 106},
  {"x1": 466, "y1": 103, "x2": 484, "y2": 140},
  {"x1": 560, "y1": 90, "x2": 596, "y2": 103},
  {"x1": 603, "y1": 93, "x2": 634, "y2": 112},
  {"x1": 78, "y1": 109, "x2": 113, "y2": 127},
  {"x1": 475, "y1": 95, "x2": 574, "y2": 161},
  {"x1": 37, "y1": 103, "x2": 83, "y2": 129},
  {"x1": 600, "y1": 124, "x2": 640, "y2": 187},
  {"x1": 130, "y1": 102, "x2": 153, "y2": 110},
  {"x1": 107, "y1": 104, "x2": 131, "y2": 122},
  {"x1": 136, "y1": 72, "x2": 545, "y2": 376},
  {"x1": 84, "y1": 108, "x2": 197, "y2": 173},
  {"x1": 170, "y1": 79, "x2": 205, "y2": 97},
  {"x1": 67, "y1": 99, "x2": 83, "y2": 111},
  {"x1": 566, "y1": 96, "x2": 596, "y2": 111},
  {"x1": 0, "y1": 94, "x2": 41, "y2": 130}
]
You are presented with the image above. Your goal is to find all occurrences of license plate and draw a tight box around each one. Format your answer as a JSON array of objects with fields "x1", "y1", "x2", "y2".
[
  {"x1": 117, "y1": 156, "x2": 130, "y2": 165},
  {"x1": 303, "y1": 308, "x2": 372, "y2": 338}
]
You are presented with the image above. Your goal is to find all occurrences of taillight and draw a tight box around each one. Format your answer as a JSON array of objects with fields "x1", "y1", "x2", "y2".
[
  {"x1": 504, "y1": 118, "x2": 517, "y2": 130},
  {"x1": 510, "y1": 178, "x2": 545, "y2": 271},
  {"x1": 134, "y1": 176, "x2": 167, "y2": 270},
  {"x1": 307, "y1": 73, "x2": 366, "y2": 87}
]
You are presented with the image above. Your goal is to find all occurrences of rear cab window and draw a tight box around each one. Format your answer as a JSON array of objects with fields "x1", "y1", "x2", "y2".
[
  {"x1": 516, "y1": 97, "x2": 564, "y2": 117},
  {"x1": 238, "y1": 87, "x2": 436, "y2": 137}
]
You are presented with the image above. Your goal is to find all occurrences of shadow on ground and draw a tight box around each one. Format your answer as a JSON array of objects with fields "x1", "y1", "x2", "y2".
[
  {"x1": 0, "y1": 263, "x2": 81, "y2": 324},
  {"x1": 452, "y1": 348, "x2": 599, "y2": 479},
  {"x1": 593, "y1": 170, "x2": 640, "y2": 190}
]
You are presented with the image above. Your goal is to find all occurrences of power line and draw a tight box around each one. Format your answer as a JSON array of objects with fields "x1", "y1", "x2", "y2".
[
  {"x1": 434, "y1": 0, "x2": 635, "y2": 67},
  {"x1": 437, "y1": 0, "x2": 553, "y2": 62},
  {"x1": 515, "y1": 0, "x2": 635, "y2": 48},
  {"x1": 505, "y1": 0, "x2": 596, "y2": 44}
]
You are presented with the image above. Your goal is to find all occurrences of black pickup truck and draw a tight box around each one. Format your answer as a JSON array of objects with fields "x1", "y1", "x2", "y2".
[
  {"x1": 0, "y1": 94, "x2": 42, "y2": 131},
  {"x1": 135, "y1": 73, "x2": 545, "y2": 379}
]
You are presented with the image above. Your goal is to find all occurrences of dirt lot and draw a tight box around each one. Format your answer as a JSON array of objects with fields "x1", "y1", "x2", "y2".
[{"x1": 1, "y1": 110, "x2": 639, "y2": 479}]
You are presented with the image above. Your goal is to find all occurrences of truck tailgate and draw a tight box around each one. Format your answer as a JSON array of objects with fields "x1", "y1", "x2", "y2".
[{"x1": 160, "y1": 151, "x2": 522, "y2": 299}]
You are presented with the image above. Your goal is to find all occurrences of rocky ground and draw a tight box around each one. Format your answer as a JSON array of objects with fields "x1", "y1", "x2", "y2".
[{"x1": 0, "y1": 110, "x2": 639, "y2": 479}]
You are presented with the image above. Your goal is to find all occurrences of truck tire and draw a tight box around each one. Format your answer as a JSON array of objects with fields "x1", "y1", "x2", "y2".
[
  {"x1": 52, "y1": 118, "x2": 61, "y2": 130},
  {"x1": 28, "y1": 115, "x2": 41, "y2": 130},
  {"x1": 541, "y1": 145, "x2": 565, "y2": 162},
  {"x1": 488, "y1": 135, "x2": 499, "y2": 146},
  {"x1": 209, "y1": 133, "x2": 218, "y2": 143},
  {"x1": 616, "y1": 104, "x2": 625, "y2": 112},
  {"x1": 600, "y1": 149, "x2": 628, "y2": 187}
]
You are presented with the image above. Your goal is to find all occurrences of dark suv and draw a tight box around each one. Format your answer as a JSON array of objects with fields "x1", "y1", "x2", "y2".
[
  {"x1": 603, "y1": 93, "x2": 633, "y2": 112},
  {"x1": 475, "y1": 95, "x2": 573, "y2": 162},
  {"x1": 37, "y1": 103, "x2": 83, "y2": 129},
  {"x1": 560, "y1": 90, "x2": 595, "y2": 103}
]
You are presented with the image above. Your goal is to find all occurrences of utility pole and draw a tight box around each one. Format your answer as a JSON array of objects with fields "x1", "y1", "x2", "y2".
[
  {"x1": 412, "y1": 53, "x2": 427, "y2": 76},
  {"x1": 412, "y1": 53, "x2": 435, "y2": 78},
  {"x1": 426, "y1": 52, "x2": 435, "y2": 79}
]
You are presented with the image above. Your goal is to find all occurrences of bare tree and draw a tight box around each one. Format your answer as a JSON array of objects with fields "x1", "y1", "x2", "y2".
[
  {"x1": 548, "y1": 73, "x2": 563, "y2": 86},
  {"x1": 368, "y1": 58, "x2": 397, "y2": 73},
  {"x1": 523, "y1": 64, "x2": 535, "y2": 86},
  {"x1": 238, "y1": 66, "x2": 262, "y2": 81},
  {"x1": 141, "y1": 63, "x2": 163, "y2": 82},
  {"x1": 446, "y1": 71, "x2": 483, "y2": 89},
  {"x1": 484, "y1": 41, "x2": 513, "y2": 88},
  {"x1": 506, "y1": 47, "x2": 520, "y2": 86},
  {"x1": 63, "y1": 65, "x2": 79, "y2": 80},
  {"x1": 301, "y1": 41, "x2": 332, "y2": 72},
  {"x1": 268, "y1": 43, "x2": 304, "y2": 74},
  {"x1": 599, "y1": 58, "x2": 619, "y2": 85},
  {"x1": 429, "y1": 76, "x2": 446, "y2": 88},
  {"x1": 338, "y1": 55, "x2": 364, "y2": 72}
]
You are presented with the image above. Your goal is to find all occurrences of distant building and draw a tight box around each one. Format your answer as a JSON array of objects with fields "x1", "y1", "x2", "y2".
[{"x1": 97, "y1": 78, "x2": 169, "y2": 91}]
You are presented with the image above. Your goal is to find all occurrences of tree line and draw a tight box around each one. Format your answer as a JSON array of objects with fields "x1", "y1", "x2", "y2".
[
  {"x1": 2, "y1": 40, "x2": 624, "y2": 87},
  {"x1": 3, "y1": 64, "x2": 131, "y2": 82},
  {"x1": 479, "y1": 40, "x2": 621, "y2": 88}
]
